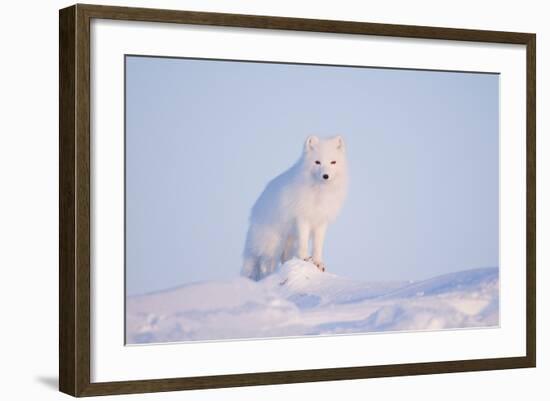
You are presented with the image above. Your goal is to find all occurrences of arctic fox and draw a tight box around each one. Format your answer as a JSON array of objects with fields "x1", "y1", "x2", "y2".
[{"x1": 242, "y1": 135, "x2": 348, "y2": 281}]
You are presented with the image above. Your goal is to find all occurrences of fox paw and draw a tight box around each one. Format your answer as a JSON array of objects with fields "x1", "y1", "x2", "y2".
[{"x1": 304, "y1": 257, "x2": 326, "y2": 272}]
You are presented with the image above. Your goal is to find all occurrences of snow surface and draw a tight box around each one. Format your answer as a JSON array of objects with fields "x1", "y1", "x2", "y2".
[{"x1": 126, "y1": 259, "x2": 499, "y2": 344}]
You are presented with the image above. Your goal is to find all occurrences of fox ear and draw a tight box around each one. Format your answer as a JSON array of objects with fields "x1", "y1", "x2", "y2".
[
  {"x1": 335, "y1": 135, "x2": 345, "y2": 151},
  {"x1": 305, "y1": 135, "x2": 319, "y2": 152}
]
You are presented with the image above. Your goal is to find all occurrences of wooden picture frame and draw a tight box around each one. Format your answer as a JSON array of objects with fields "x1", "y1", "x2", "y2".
[{"x1": 59, "y1": 3, "x2": 536, "y2": 397}]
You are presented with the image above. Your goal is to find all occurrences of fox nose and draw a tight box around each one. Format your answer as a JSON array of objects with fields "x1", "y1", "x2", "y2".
[{"x1": 323, "y1": 174, "x2": 329, "y2": 180}]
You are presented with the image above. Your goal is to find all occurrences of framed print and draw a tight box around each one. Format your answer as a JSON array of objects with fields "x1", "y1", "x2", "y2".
[{"x1": 59, "y1": 4, "x2": 536, "y2": 397}]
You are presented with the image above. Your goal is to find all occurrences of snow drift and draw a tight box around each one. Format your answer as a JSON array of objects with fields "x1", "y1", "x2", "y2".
[{"x1": 126, "y1": 259, "x2": 499, "y2": 344}]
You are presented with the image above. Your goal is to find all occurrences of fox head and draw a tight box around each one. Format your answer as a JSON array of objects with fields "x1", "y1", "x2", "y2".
[{"x1": 302, "y1": 135, "x2": 348, "y2": 185}]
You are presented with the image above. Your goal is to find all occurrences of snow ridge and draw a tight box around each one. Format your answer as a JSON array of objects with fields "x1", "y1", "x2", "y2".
[{"x1": 126, "y1": 259, "x2": 498, "y2": 344}]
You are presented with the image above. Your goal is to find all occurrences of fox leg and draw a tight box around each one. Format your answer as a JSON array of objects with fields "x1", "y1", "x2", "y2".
[
  {"x1": 281, "y1": 235, "x2": 295, "y2": 264},
  {"x1": 258, "y1": 256, "x2": 277, "y2": 279},
  {"x1": 242, "y1": 256, "x2": 261, "y2": 281},
  {"x1": 242, "y1": 255, "x2": 278, "y2": 281},
  {"x1": 295, "y1": 220, "x2": 311, "y2": 260},
  {"x1": 311, "y1": 223, "x2": 328, "y2": 272}
]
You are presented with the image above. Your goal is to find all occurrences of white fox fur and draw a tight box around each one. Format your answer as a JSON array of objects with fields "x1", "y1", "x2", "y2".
[{"x1": 242, "y1": 135, "x2": 348, "y2": 281}]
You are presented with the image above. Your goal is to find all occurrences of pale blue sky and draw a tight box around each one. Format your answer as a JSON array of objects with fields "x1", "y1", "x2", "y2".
[{"x1": 125, "y1": 56, "x2": 499, "y2": 296}]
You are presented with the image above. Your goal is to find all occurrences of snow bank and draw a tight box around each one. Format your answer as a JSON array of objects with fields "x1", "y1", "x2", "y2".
[{"x1": 126, "y1": 259, "x2": 498, "y2": 344}]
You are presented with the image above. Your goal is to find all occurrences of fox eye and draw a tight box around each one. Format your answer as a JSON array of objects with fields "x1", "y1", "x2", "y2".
[
  {"x1": 315, "y1": 160, "x2": 321, "y2": 165},
  {"x1": 331, "y1": 161, "x2": 336, "y2": 164}
]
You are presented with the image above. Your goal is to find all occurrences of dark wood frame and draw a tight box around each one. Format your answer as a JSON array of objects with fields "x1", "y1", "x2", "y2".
[{"x1": 59, "y1": 3, "x2": 536, "y2": 397}]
